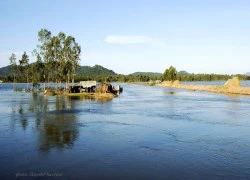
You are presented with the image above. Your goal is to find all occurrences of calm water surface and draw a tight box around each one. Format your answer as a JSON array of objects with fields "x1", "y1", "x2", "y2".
[{"x1": 0, "y1": 83, "x2": 250, "y2": 180}]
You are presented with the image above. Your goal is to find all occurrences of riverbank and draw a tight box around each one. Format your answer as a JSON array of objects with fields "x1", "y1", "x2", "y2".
[
  {"x1": 43, "y1": 90, "x2": 117, "y2": 100},
  {"x1": 157, "y1": 79, "x2": 250, "y2": 95}
]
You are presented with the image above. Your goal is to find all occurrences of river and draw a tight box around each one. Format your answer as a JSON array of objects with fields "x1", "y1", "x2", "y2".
[{"x1": 0, "y1": 83, "x2": 250, "y2": 179}]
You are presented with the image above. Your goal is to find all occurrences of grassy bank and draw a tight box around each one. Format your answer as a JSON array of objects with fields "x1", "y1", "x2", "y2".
[
  {"x1": 157, "y1": 81, "x2": 250, "y2": 96},
  {"x1": 63, "y1": 92, "x2": 117, "y2": 100}
]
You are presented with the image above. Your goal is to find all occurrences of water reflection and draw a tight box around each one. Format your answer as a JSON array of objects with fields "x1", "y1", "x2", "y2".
[
  {"x1": 39, "y1": 112, "x2": 78, "y2": 152},
  {"x1": 12, "y1": 93, "x2": 79, "y2": 153}
]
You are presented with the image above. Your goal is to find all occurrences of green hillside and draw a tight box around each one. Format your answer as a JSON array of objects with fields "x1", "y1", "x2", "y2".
[
  {"x1": 77, "y1": 65, "x2": 117, "y2": 76},
  {"x1": 178, "y1": 71, "x2": 190, "y2": 75},
  {"x1": 0, "y1": 64, "x2": 117, "y2": 77},
  {"x1": 0, "y1": 65, "x2": 12, "y2": 77}
]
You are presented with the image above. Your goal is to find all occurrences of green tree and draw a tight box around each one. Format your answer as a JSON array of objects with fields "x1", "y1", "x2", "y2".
[
  {"x1": 63, "y1": 36, "x2": 81, "y2": 83},
  {"x1": 37, "y1": 28, "x2": 52, "y2": 86},
  {"x1": 9, "y1": 53, "x2": 17, "y2": 89},
  {"x1": 19, "y1": 52, "x2": 29, "y2": 90},
  {"x1": 34, "y1": 29, "x2": 81, "y2": 87},
  {"x1": 163, "y1": 66, "x2": 177, "y2": 81}
]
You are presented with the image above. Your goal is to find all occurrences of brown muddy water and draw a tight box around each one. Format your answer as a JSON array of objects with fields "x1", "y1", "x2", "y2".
[{"x1": 0, "y1": 83, "x2": 250, "y2": 180}]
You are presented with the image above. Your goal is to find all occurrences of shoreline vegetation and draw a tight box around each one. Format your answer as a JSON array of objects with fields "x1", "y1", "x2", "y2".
[
  {"x1": 64, "y1": 92, "x2": 117, "y2": 100},
  {"x1": 42, "y1": 90, "x2": 117, "y2": 100}
]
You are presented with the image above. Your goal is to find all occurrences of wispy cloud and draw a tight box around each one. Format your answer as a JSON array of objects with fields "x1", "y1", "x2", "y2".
[
  {"x1": 104, "y1": 35, "x2": 167, "y2": 48},
  {"x1": 105, "y1": 35, "x2": 151, "y2": 44}
]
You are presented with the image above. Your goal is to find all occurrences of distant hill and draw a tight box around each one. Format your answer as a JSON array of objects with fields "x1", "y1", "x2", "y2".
[
  {"x1": 0, "y1": 64, "x2": 117, "y2": 77},
  {"x1": 77, "y1": 65, "x2": 117, "y2": 76},
  {"x1": 246, "y1": 72, "x2": 250, "y2": 76},
  {"x1": 0, "y1": 65, "x2": 12, "y2": 77},
  {"x1": 130, "y1": 72, "x2": 162, "y2": 76},
  {"x1": 178, "y1": 71, "x2": 190, "y2": 75}
]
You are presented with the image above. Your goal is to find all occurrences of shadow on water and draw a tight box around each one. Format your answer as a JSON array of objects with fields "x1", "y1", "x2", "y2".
[{"x1": 166, "y1": 91, "x2": 176, "y2": 95}]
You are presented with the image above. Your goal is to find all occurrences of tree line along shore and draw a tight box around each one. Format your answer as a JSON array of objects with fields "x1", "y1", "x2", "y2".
[{"x1": 2, "y1": 64, "x2": 250, "y2": 86}]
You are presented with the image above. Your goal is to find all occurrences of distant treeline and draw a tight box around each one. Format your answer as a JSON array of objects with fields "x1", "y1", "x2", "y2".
[
  {"x1": 74, "y1": 74, "x2": 159, "y2": 83},
  {"x1": 2, "y1": 70, "x2": 250, "y2": 83},
  {"x1": 177, "y1": 73, "x2": 250, "y2": 81},
  {"x1": 74, "y1": 73, "x2": 250, "y2": 83}
]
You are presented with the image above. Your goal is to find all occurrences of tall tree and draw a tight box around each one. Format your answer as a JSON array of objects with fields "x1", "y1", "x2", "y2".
[
  {"x1": 64, "y1": 36, "x2": 81, "y2": 83},
  {"x1": 19, "y1": 52, "x2": 29, "y2": 90},
  {"x1": 37, "y1": 29, "x2": 52, "y2": 86},
  {"x1": 57, "y1": 32, "x2": 66, "y2": 85},
  {"x1": 9, "y1": 53, "x2": 17, "y2": 89}
]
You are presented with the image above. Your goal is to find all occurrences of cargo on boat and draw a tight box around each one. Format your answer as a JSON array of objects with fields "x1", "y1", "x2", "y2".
[
  {"x1": 67, "y1": 81, "x2": 97, "y2": 93},
  {"x1": 66, "y1": 81, "x2": 123, "y2": 95}
]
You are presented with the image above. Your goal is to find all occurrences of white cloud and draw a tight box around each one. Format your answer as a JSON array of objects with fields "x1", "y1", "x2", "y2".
[
  {"x1": 105, "y1": 35, "x2": 151, "y2": 44},
  {"x1": 104, "y1": 35, "x2": 168, "y2": 49}
]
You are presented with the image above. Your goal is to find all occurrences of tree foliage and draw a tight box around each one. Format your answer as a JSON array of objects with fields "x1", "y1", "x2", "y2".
[
  {"x1": 34, "y1": 29, "x2": 81, "y2": 84},
  {"x1": 7, "y1": 29, "x2": 81, "y2": 88},
  {"x1": 163, "y1": 66, "x2": 177, "y2": 81},
  {"x1": 9, "y1": 53, "x2": 17, "y2": 83},
  {"x1": 19, "y1": 52, "x2": 29, "y2": 87}
]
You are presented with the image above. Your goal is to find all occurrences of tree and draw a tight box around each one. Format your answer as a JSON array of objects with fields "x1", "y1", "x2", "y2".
[
  {"x1": 63, "y1": 36, "x2": 81, "y2": 83},
  {"x1": 34, "y1": 29, "x2": 81, "y2": 87},
  {"x1": 163, "y1": 66, "x2": 177, "y2": 81},
  {"x1": 37, "y1": 28, "x2": 52, "y2": 86},
  {"x1": 9, "y1": 53, "x2": 17, "y2": 88},
  {"x1": 19, "y1": 52, "x2": 29, "y2": 90}
]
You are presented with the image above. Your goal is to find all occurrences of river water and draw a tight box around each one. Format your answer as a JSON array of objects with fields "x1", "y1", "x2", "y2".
[{"x1": 0, "y1": 83, "x2": 250, "y2": 180}]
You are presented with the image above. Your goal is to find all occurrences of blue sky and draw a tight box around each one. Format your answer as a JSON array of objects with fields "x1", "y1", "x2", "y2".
[{"x1": 0, "y1": 0, "x2": 250, "y2": 74}]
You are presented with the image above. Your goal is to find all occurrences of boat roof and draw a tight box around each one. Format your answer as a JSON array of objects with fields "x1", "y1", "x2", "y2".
[
  {"x1": 80, "y1": 81, "x2": 97, "y2": 87},
  {"x1": 67, "y1": 81, "x2": 97, "y2": 87}
]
